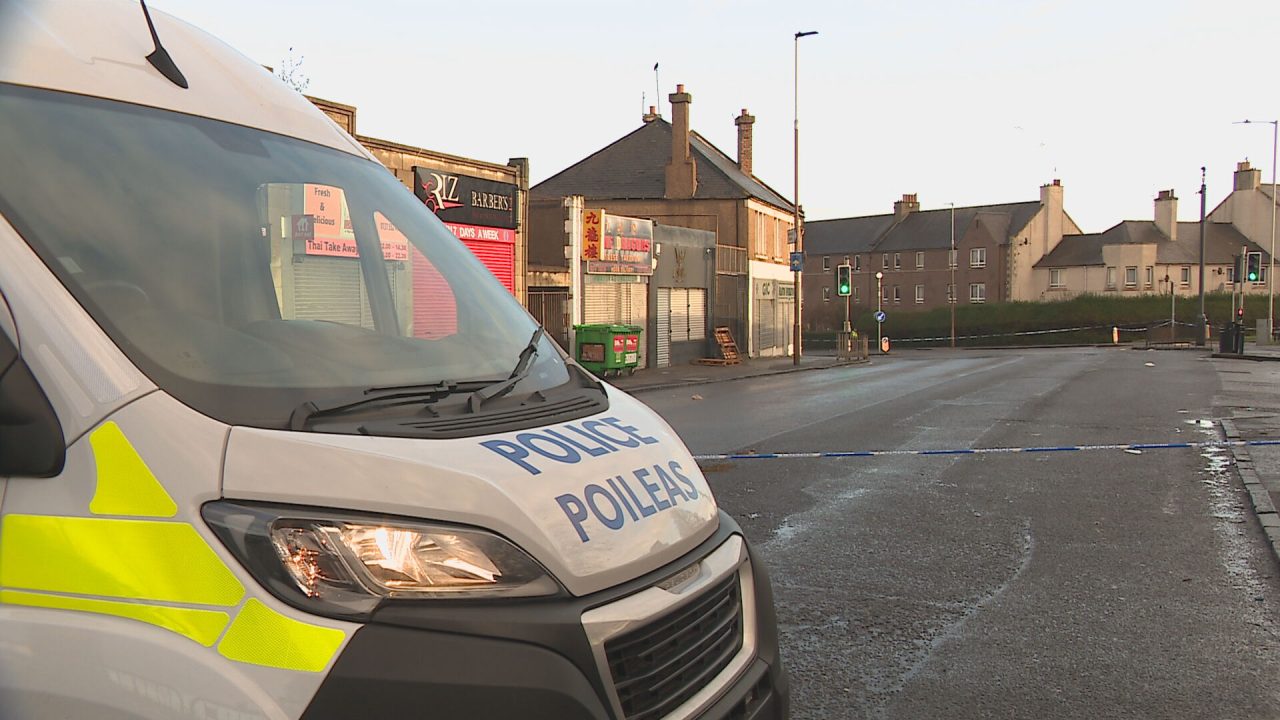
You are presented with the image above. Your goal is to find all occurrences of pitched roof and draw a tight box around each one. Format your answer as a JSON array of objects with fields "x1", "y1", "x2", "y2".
[
  {"x1": 531, "y1": 119, "x2": 794, "y2": 212},
  {"x1": 1035, "y1": 220, "x2": 1265, "y2": 267},
  {"x1": 805, "y1": 201, "x2": 1042, "y2": 255}
]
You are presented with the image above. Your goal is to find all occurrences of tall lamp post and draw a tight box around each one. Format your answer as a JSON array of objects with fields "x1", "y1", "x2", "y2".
[
  {"x1": 792, "y1": 29, "x2": 818, "y2": 366},
  {"x1": 949, "y1": 202, "x2": 956, "y2": 348},
  {"x1": 1237, "y1": 119, "x2": 1278, "y2": 341}
]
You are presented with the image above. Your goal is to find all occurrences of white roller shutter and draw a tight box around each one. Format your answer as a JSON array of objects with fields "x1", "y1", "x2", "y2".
[
  {"x1": 687, "y1": 288, "x2": 706, "y2": 341},
  {"x1": 584, "y1": 283, "x2": 616, "y2": 324},
  {"x1": 293, "y1": 257, "x2": 366, "y2": 328},
  {"x1": 656, "y1": 288, "x2": 671, "y2": 368}
]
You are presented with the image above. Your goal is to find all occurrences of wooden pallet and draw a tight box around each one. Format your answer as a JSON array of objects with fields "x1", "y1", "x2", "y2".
[{"x1": 694, "y1": 326, "x2": 742, "y2": 365}]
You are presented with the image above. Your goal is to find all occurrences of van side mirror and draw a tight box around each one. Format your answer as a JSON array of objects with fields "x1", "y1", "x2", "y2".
[{"x1": 0, "y1": 317, "x2": 66, "y2": 478}]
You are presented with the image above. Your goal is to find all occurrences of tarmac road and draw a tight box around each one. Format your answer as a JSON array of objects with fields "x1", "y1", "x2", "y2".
[{"x1": 640, "y1": 347, "x2": 1280, "y2": 719}]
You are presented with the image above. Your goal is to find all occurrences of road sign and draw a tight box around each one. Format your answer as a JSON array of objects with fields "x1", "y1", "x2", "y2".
[
  {"x1": 874, "y1": 310, "x2": 886, "y2": 323},
  {"x1": 789, "y1": 251, "x2": 804, "y2": 272}
]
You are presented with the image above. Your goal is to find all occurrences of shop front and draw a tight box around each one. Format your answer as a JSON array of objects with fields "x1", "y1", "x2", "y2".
[
  {"x1": 580, "y1": 210, "x2": 654, "y2": 369},
  {"x1": 750, "y1": 262, "x2": 795, "y2": 358},
  {"x1": 413, "y1": 165, "x2": 518, "y2": 294}
]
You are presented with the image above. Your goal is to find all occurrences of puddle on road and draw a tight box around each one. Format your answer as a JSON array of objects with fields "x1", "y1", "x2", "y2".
[{"x1": 1194, "y1": 421, "x2": 1269, "y2": 606}]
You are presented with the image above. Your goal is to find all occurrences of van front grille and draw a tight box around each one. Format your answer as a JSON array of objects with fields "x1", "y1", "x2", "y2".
[{"x1": 604, "y1": 574, "x2": 743, "y2": 720}]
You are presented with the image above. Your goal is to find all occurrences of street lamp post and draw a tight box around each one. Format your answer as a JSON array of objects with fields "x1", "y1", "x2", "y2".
[
  {"x1": 1237, "y1": 119, "x2": 1278, "y2": 342},
  {"x1": 875, "y1": 271, "x2": 884, "y2": 352},
  {"x1": 949, "y1": 202, "x2": 956, "y2": 348},
  {"x1": 792, "y1": 30, "x2": 818, "y2": 366}
]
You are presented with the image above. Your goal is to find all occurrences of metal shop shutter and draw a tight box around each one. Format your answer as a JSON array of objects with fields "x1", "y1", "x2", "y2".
[
  {"x1": 411, "y1": 246, "x2": 458, "y2": 339},
  {"x1": 584, "y1": 283, "x2": 618, "y2": 324},
  {"x1": 293, "y1": 256, "x2": 366, "y2": 328},
  {"x1": 464, "y1": 239, "x2": 516, "y2": 295},
  {"x1": 670, "y1": 288, "x2": 690, "y2": 343},
  {"x1": 583, "y1": 282, "x2": 648, "y2": 369},
  {"x1": 656, "y1": 288, "x2": 671, "y2": 368},
  {"x1": 687, "y1": 288, "x2": 707, "y2": 341}
]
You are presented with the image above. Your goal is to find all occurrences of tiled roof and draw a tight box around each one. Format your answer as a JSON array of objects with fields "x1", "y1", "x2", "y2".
[
  {"x1": 1035, "y1": 220, "x2": 1266, "y2": 267},
  {"x1": 805, "y1": 201, "x2": 1042, "y2": 255},
  {"x1": 531, "y1": 119, "x2": 794, "y2": 212}
]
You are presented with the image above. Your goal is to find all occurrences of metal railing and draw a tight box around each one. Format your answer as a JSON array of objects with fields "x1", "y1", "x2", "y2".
[{"x1": 716, "y1": 244, "x2": 747, "y2": 275}]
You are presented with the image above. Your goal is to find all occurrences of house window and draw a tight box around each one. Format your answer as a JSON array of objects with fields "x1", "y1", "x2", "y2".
[
  {"x1": 1106, "y1": 267, "x2": 1116, "y2": 289},
  {"x1": 822, "y1": 256, "x2": 831, "y2": 271},
  {"x1": 915, "y1": 284, "x2": 925, "y2": 303},
  {"x1": 1181, "y1": 266, "x2": 1191, "y2": 285},
  {"x1": 1144, "y1": 266, "x2": 1153, "y2": 288},
  {"x1": 894, "y1": 253, "x2": 901, "y2": 269},
  {"x1": 947, "y1": 283, "x2": 956, "y2": 303},
  {"x1": 854, "y1": 255, "x2": 862, "y2": 271},
  {"x1": 1228, "y1": 266, "x2": 1236, "y2": 284},
  {"x1": 882, "y1": 253, "x2": 889, "y2": 270},
  {"x1": 1125, "y1": 266, "x2": 1137, "y2": 288},
  {"x1": 854, "y1": 286, "x2": 861, "y2": 303},
  {"x1": 882, "y1": 284, "x2": 890, "y2": 303},
  {"x1": 970, "y1": 247, "x2": 986, "y2": 268},
  {"x1": 969, "y1": 283, "x2": 986, "y2": 303},
  {"x1": 822, "y1": 286, "x2": 831, "y2": 301},
  {"x1": 893, "y1": 286, "x2": 901, "y2": 303},
  {"x1": 949, "y1": 249, "x2": 957, "y2": 268},
  {"x1": 1049, "y1": 268, "x2": 1064, "y2": 288},
  {"x1": 916, "y1": 251, "x2": 924, "y2": 269}
]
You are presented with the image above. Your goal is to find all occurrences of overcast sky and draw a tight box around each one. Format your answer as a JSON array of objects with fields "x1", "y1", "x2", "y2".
[{"x1": 157, "y1": 0, "x2": 1280, "y2": 232}]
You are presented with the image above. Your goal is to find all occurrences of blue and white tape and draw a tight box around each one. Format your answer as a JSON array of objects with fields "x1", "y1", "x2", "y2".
[{"x1": 692, "y1": 439, "x2": 1280, "y2": 462}]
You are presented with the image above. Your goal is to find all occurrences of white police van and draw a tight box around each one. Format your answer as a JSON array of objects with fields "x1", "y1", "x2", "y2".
[{"x1": 0, "y1": 1, "x2": 788, "y2": 717}]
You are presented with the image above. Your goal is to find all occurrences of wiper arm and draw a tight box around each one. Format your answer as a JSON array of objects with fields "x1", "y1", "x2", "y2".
[
  {"x1": 467, "y1": 325, "x2": 546, "y2": 413},
  {"x1": 289, "y1": 379, "x2": 492, "y2": 430}
]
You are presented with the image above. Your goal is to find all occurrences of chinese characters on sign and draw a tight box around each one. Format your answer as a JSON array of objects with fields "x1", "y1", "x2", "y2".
[
  {"x1": 583, "y1": 212, "x2": 654, "y2": 276},
  {"x1": 583, "y1": 209, "x2": 603, "y2": 261}
]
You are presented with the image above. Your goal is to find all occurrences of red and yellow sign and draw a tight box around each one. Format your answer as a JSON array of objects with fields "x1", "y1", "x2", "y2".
[{"x1": 582, "y1": 209, "x2": 603, "y2": 261}]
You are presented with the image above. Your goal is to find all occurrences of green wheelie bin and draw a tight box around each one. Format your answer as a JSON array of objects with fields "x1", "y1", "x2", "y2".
[{"x1": 574, "y1": 323, "x2": 642, "y2": 377}]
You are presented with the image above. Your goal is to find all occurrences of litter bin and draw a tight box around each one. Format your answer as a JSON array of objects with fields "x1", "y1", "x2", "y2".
[
  {"x1": 574, "y1": 323, "x2": 642, "y2": 377},
  {"x1": 1219, "y1": 322, "x2": 1245, "y2": 354}
]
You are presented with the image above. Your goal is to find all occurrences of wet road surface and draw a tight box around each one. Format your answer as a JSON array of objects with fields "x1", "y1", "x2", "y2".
[{"x1": 639, "y1": 347, "x2": 1280, "y2": 719}]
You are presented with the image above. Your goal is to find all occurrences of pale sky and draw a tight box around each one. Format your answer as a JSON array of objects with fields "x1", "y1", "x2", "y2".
[{"x1": 156, "y1": 0, "x2": 1280, "y2": 232}]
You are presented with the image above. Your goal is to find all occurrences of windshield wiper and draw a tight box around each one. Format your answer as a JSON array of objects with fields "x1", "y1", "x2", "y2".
[
  {"x1": 289, "y1": 379, "x2": 494, "y2": 430},
  {"x1": 467, "y1": 325, "x2": 545, "y2": 413}
]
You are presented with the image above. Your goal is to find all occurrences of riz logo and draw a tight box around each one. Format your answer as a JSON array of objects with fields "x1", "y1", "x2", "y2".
[{"x1": 420, "y1": 172, "x2": 464, "y2": 213}]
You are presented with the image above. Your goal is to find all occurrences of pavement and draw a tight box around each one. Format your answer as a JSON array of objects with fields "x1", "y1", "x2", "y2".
[
  {"x1": 605, "y1": 351, "x2": 867, "y2": 394},
  {"x1": 1212, "y1": 339, "x2": 1280, "y2": 565}
]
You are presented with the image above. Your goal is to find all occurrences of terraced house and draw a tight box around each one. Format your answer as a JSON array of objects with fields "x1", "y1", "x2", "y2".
[{"x1": 803, "y1": 182, "x2": 1081, "y2": 332}]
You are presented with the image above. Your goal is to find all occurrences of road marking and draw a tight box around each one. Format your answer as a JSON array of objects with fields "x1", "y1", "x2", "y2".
[{"x1": 692, "y1": 439, "x2": 1280, "y2": 462}]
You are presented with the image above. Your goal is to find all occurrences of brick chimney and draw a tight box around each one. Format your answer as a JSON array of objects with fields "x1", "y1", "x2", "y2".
[
  {"x1": 1154, "y1": 189, "x2": 1177, "y2": 241},
  {"x1": 664, "y1": 84, "x2": 697, "y2": 200},
  {"x1": 642, "y1": 105, "x2": 659, "y2": 123},
  {"x1": 1235, "y1": 160, "x2": 1262, "y2": 191},
  {"x1": 893, "y1": 193, "x2": 919, "y2": 222},
  {"x1": 1039, "y1": 179, "x2": 1064, "y2": 257},
  {"x1": 735, "y1": 108, "x2": 755, "y2": 175}
]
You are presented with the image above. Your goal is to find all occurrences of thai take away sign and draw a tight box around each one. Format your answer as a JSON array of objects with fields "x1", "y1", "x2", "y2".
[{"x1": 584, "y1": 212, "x2": 654, "y2": 276}]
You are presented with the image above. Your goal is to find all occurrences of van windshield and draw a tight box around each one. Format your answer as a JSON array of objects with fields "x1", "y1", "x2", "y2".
[{"x1": 0, "y1": 83, "x2": 574, "y2": 429}]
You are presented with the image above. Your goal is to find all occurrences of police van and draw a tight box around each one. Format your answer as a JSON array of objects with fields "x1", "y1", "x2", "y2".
[{"x1": 0, "y1": 1, "x2": 789, "y2": 717}]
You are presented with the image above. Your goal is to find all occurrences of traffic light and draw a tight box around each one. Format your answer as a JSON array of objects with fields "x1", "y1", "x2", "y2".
[
  {"x1": 836, "y1": 264, "x2": 852, "y2": 297},
  {"x1": 1247, "y1": 252, "x2": 1263, "y2": 283}
]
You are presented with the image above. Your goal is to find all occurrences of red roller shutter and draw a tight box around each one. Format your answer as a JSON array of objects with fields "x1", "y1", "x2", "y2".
[
  {"x1": 463, "y1": 239, "x2": 516, "y2": 294},
  {"x1": 411, "y1": 246, "x2": 458, "y2": 339}
]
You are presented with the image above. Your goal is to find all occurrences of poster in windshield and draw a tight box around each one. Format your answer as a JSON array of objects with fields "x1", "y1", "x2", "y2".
[{"x1": 587, "y1": 214, "x2": 654, "y2": 276}]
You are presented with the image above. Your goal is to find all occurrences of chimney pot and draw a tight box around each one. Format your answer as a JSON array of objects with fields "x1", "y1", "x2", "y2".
[{"x1": 735, "y1": 108, "x2": 756, "y2": 175}]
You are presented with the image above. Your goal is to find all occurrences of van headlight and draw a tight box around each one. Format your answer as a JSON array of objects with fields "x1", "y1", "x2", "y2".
[{"x1": 203, "y1": 501, "x2": 560, "y2": 620}]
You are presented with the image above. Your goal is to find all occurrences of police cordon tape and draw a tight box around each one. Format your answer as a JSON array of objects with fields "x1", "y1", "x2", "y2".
[
  {"x1": 691, "y1": 438, "x2": 1280, "y2": 462},
  {"x1": 887, "y1": 323, "x2": 1167, "y2": 344}
]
